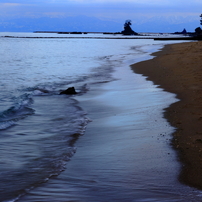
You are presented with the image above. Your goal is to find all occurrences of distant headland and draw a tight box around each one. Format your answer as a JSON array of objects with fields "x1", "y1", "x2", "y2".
[{"x1": 33, "y1": 18, "x2": 202, "y2": 41}]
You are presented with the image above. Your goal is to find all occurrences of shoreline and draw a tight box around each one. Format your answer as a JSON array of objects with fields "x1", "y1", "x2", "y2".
[
  {"x1": 17, "y1": 40, "x2": 202, "y2": 201},
  {"x1": 131, "y1": 41, "x2": 202, "y2": 190},
  {"x1": 18, "y1": 43, "x2": 192, "y2": 201}
]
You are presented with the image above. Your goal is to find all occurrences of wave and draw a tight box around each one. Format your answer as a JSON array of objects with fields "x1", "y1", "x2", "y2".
[
  {"x1": 0, "y1": 93, "x2": 35, "y2": 130},
  {"x1": 0, "y1": 45, "x2": 118, "y2": 201}
]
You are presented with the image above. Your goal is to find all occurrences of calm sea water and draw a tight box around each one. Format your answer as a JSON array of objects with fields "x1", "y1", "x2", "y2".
[{"x1": 0, "y1": 33, "x2": 202, "y2": 202}]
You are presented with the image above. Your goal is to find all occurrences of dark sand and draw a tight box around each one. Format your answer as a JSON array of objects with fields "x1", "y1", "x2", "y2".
[{"x1": 131, "y1": 41, "x2": 202, "y2": 190}]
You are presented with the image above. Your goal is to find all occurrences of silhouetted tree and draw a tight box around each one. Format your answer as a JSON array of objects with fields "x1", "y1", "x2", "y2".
[
  {"x1": 195, "y1": 27, "x2": 202, "y2": 35},
  {"x1": 121, "y1": 20, "x2": 138, "y2": 35},
  {"x1": 195, "y1": 14, "x2": 202, "y2": 36},
  {"x1": 200, "y1": 14, "x2": 202, "y2": 25},
  {"x1": 124, "y1": 20, "x2": 132, "y2": 29}
]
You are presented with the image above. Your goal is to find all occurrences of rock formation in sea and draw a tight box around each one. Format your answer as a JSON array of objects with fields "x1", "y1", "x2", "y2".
[
  {"x1": 121, "y1": 20, "x2": 138, "y2": 36},
  {"x1": 60, "y1": 87, "x2": 77, "y2": 95}
]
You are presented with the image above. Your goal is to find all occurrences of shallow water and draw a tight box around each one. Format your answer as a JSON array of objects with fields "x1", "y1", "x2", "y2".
[{"x1": 0, "y1": 33, "x2": 201, "y2": 201}]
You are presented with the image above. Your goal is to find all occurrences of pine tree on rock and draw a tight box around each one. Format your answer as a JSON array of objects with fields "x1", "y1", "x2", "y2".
[{"x1": 121, "y1": 20, "x2": 138, "y2": 35}]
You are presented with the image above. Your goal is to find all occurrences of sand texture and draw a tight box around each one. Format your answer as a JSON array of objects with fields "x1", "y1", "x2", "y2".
[{"x1": 131, "y1": 41, "x2": 202, "y2": 189}]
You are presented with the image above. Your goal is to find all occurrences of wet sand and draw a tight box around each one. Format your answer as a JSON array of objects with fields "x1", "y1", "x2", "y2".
[{"x1": 132, "y1": 41, "x2": 202, "y2": 190}]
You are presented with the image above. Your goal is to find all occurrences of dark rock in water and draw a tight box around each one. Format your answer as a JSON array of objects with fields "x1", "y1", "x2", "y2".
[
  {"x1": 60, "y1": 87, "x2": 77, "y2": 95},
  {"x1": 181, "y1": 28, "x2": 187, "y2": 34}
]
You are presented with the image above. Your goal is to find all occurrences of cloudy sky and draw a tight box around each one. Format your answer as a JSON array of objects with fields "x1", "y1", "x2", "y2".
[{"x1": 0, "y1": 0, "x2": 201, "y2": 32}]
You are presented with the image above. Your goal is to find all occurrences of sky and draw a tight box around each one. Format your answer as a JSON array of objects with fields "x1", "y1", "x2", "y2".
[{"x1": 0, "y1": 0, "x2": 201, "y2": 32}]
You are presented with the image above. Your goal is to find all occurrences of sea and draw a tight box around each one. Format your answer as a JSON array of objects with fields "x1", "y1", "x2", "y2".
[{"x1": 0, "y1": 32, "x2": 202, "y2": 202}]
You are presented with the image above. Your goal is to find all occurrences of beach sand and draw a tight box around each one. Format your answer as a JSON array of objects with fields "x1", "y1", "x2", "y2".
[{"x1": 132, "y1": 41, "x2": 202, "y2": 190}]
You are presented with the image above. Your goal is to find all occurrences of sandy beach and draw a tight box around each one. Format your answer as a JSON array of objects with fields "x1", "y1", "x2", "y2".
[{"x1": 132, "y1": 41, "x2": 202, "y2": 190}]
